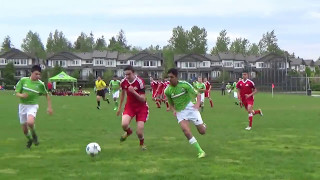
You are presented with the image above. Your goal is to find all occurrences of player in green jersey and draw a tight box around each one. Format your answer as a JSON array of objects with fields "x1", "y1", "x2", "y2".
[
  {"x1": 109, "y1": 75, "x2": 121, "y2": 111},
  {"x1": 15, "y1": 65, "x2": 53, "y2": 148},
  {"x1": 193, "y1": 77, "x2": 206, "y2": 112},
  {"x1": 165, "y1": 68, "x2": 206, "y2": 158}
]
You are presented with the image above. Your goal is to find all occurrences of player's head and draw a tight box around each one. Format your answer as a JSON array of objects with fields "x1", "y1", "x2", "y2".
[
  {"x1": 167, "y1": 68, "x2": 178, "y2": 86},
  {"x1": 197, "y1": 76, "x2": 203, "y2": 83},
  {"x1": 149, "y1": 76, "x2": 154, "y2": 81},
  {"x1": 97, "y1": 76, "x2": 101, "y2": 81},
  {"x1": 238, "y1": 78, "x2": 242, "y2": 82},
  {"x1": 204, "y1": 77, "x2": 208, "y2": 82},
  {"x1": 31, "y1": 65, "x2": 41, "y2": 80},
  {"x1": 113, "y1": 75, "x2": 118, "y2": 80},
  {"x1": 242, "y1": 70, "x2": 249, "y2": 80},
  {"x1": 124, "y1": 65, "x2": 135, "y2": 81}
]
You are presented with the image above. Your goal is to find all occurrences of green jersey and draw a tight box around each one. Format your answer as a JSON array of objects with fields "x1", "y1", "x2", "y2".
[
  {"x1": 226, "y1": 84, "x2": 232, "y2": 90},
  {"x1": 193, "y1": 81, "x2": 206, "y2": 94},
  {"x1": 164, "y1": 81, "x2": 198, "y2": 112},
  {"x1": 109, "y1": 80, "x2": 121, "y2": 93},
  {"x1": 232, "y1": 82, "x2": 237, "y2": 92},
  {"x1": 15, "y1": 77, "x2": 48, "y2": 105}
]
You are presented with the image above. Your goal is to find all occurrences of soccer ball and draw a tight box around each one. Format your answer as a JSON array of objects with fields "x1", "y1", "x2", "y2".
[{"x1": 86, "y1": 142, "x2": 101, "y2": 156}]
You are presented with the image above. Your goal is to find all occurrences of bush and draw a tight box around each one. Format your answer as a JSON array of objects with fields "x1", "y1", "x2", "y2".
[{"x1": 5, "y1": 85, "x2": 15, "y2": 90}]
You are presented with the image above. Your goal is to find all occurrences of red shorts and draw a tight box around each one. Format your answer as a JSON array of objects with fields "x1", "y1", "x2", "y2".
[
  {"x1": 241, "y1": 99, "x2": 254, "y2": 110},
  {"x1": 205, "y1": 91, "x2": 210, "y2": 98},
  {"x1": 123, "y1": 104, "x2": 149, "y2": 122}
]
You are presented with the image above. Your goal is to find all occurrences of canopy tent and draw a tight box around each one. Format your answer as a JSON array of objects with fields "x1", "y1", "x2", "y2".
[
  {"x1": 49, "y1": 71, "x2": 77, "y2": 82},
  {"x1": 49, "y1": 71, "x2": 77, "y2": 93}
]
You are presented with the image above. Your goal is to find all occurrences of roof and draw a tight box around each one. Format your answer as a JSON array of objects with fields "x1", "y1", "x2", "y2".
[
  {"x1": 304, "y1": 59, "x2": 314, "y2": 66},
  {"x1": 245, "y1": 55, "x2": 261, "y2": 63},
  {"x1": 0, "y1": 48, "x2": 34, "y2": 59},
  {"x1": 47, "y1": 51, "x2": 81, "y2": 60},
  {"x1": 128, "y1": 51, "x2": 163, "y2": 61},
  {"x1": 203, "y1": 54, "x2": 220, "y2": 61},
  {"x1": 92, "y1": 50, "x2": 107, "y2": 58},
  {"x1": 73, "y1": 52, "x2": 92, "y2": 60},
  {"x1": 218, "y1": 52, "x2": 235, "y2": 60},
  {"x1": 255, "y1": 53, "x2": 285, "y2": 63},
  {"x1": 314, "y1": 60, "x2": 320, "y2": 66},
  {"x1": 107, "y1": 51, "x2": 118, "y2": 59},
  {"x1": 174, "y1": 54, "x2": 211, "y2": 62},
  {"x1": 289, "y1": 58, "x2": 305, "y2": 66},
  {"x1": 118, "y1": 53, "x2": 133, "y2": 61}
]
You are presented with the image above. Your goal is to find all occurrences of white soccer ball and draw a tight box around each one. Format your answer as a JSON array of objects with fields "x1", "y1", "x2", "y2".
[{"x1": 86, "y1": 142, "x2": 101, "y2": 156}]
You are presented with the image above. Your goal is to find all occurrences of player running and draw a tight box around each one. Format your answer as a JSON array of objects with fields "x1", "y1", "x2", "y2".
[
  {"x1": 150, "y1": 77, "x2": 160, "y2": 108},
  {"x1": 95, "y1": 76, "x2": 110, "y2": 109},
  {"x1": 165, "y1": 68, "x2": 206, "y2": 158},
  {"x1": 193, "y1": 77, "x2": 206, "y2": 112},
  {"x1": 15, "y1": 65, "x2": 53, "y2": 148},
  {"x1": 236, "y1": 70, "x2": 263, "y2": 130},
  {"x1": 116, "y1": 66, "x2": 149, "y2": 150},
  {"x1": 203, "y1": 77, "x2": 214, "y2": 108},
  {"x1": 109, "y1": 75, "x2": 121, "y2": 111}
]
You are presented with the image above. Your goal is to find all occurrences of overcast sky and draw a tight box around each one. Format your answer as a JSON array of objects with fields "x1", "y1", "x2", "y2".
[{"x1": 0, "y1": 0, "x2": 319, "y2": 60}]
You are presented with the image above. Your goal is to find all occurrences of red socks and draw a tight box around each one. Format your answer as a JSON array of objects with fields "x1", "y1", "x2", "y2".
[
  {"x1": 209, "y1": 99, "x2": 213, "y2": 107},
  {"x1": 254, "y1": 110, "x2": 261, "y2": 115},
  {"x1": 139, "y1": 138, "x2": 144, "y2": 145},
  {"x1": 248, "y1": 113, "x2": 253, "y2": 127},
  {"x1": 125, "y1": 128, "x2": 132, "y2": 135}
]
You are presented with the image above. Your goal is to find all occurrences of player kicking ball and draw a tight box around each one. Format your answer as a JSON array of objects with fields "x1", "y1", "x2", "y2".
[
  {"x1": 236, "y1": 70, "x2": 263, "y2": 130},
  {"x1": 15, "y1": 65, "x2": 53, "y2": 148},
  {"x1": 165, "y1": 68, "x2": 206, "y2": 158},
  {"x1": 116, "y1": 66, "x2": 149, "y2": 150}
]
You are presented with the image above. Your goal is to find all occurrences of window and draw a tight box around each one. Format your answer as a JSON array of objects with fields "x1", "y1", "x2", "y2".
[
  {"x1": 106, "y1": 60, "x2": 114, "y2": 66},
  {"x1": 72, "y1": 60, "x2": 80, "y2": 65},
  {"x1": 278, "y1": 62, "x2": 285, "y2": 69},
  {"x1": 234, "y1": 62, "x2": 244, "y2": 68},
  {"x1": 120, "y1": 61, "x2": 127, "y2": 65},
  {"x1": 55, "y1": 60, "x2": 66, "y2": 67},
  {"x1": 15, "y1": 70, "x2": 21, "y2": 76},
  {"x1": 129, "y1": 60, "x2": 137, "y2": 66},
  {"x1": 201, "y1": 61, "x2": 210, "y2": 67},
  {"x1": 211, "y1": 62, "x2": 221, "y2": 66},
  {"x1": 21, "y1": 59, "x2": 27, "y2": 65},
  {"x1": 223, "y1": 61, "x2": 233, "y2": 67},
  {"x1": 0, "y1": 59, "x2": 6, "y2": 64},
  {"x1": 212, "y1": 71, "x2": 221, "y2": 78},
  {"x1": 85, "y1": 60, "x2": 91, "y2": 63},
  {"x1": 143, "y1": 61, "x2": 157, "y2": 67}
]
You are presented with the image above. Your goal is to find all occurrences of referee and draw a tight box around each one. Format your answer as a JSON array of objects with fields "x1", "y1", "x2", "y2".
[{"x1": 95, "y1": 76, "x2": 110, "y2": 109}]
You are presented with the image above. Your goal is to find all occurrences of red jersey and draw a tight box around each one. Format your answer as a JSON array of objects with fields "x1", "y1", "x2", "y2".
[
  {"x1": 162, "y1": 81, "x2": 170, "y2": 90},
  {"x1": 204, "y1": 81, "x2": 211, "y2": 91},
  {"x1": 120, "y1": 76, "x2": 147, "y2": 108},
  {"x1": 236, "y1": 79, "x2": 255, "y2": 101},
  {"x1": 156, "y1": 82, "x2": 164, "y2": 95},
  {"x1": 150, "y1": 81, "x2": 159, "y2": 92}
]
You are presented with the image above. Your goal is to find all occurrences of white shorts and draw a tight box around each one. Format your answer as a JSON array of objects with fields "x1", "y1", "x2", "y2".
[
  {"x1": 234, "y1": 92, "x2": 238, "y2": 99},
  {"x1": 176, "y1": 102, "x2": 203, "y2": 125},
  {"x1": 113, "y1": 90, "x2": 120, "y2": 99},
  {"x1": 18, "y1": 104, "x2": 39, "y2": 124},
  {"x1": 201, "y1": 93, "x2": 205, "y2": 103}
]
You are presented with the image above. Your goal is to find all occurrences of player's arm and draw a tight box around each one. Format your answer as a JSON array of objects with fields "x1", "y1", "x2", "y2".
[
  {"x1": 208, "y1": 83, "x2": 212, "y2": 91},
  {"x1": 128, "y1": 86, "x2": 146, "y2": 102},
  {"x1": 236, "y1": 82, "x2": 241, "y2": 101},
  {"x1": 154, "y1": 83, "x2": 162, "y2": 98},
  {"x1": 246, "y1": 87, "x2": 257, "y2": 98},
  {"x1": 198, "y1": 84, "x2": 206, "y2": 93},
  {"x1": 15, "y1": 79, "x2": 28, "y2": 98},
  {"x1": 117, "y1": 89, "x2": 126, "y2": 116},
  {"x1": 46, "y1": 94, "x2": 53, "y2": 115}
]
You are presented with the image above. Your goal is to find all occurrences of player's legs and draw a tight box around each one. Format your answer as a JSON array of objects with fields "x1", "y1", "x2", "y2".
[
  {"x1": 101, "y1": 91, "x2": 110, "y2": 104},
  {"x1": 120, "y1": 114, "x2": 133, "y2": 142},
  {"x1": 179, "y1": 120, "x2": 205, "y2": 158},
  {"x1": 113, "y1": 91, "x2": 119, "y2": 110},
  {"x1": 96, "y1": 94, "x2": 101, "y2": 109},
  {"x1": 136, "y1": 121, "x2": 146, "y2": 150},
  {"x1": 196, "y1": 124, "x2": 206, "y2": 135},
  {"x1": 246, "y1": 104, "x2": 253, "y2": 130},
  {"x1": 27, "y1": 114, "x2": 39, "y2": 145}
]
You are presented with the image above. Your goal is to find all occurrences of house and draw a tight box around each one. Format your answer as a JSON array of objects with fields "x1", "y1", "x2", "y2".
[
  {"x1": 289, "y1": 57, "x2": 305, "y2": 72},
  {"x1": 0, "y1": 48, "x2": 37, "y2": 80},
  {"x1": 304, "y1": 59, "x2": 315, "y2": 72}
]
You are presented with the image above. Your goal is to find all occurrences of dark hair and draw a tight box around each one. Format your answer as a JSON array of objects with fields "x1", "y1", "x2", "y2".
[
  {"x1": 167, "y1": 68, "x2": 178, "y2": 77},
  {"x1": 242, "y1": 69, "x2": 249, "y2": 73},
  {"x1": 31, "y1": 65, "x2": 41, "y2": 73},
  {"x1": 124, "y1": 65, "x2": 135, "y2": 73},
  {"x1": 113, "y1": 75, "x2": 118, "y2": 78}
]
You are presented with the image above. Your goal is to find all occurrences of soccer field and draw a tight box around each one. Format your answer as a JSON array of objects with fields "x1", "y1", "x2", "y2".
[{"x1": 0, "y1": 90, "x2": 319, "y2": 179}]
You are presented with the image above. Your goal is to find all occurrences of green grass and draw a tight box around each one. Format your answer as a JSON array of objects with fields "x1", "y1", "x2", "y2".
[{"x1": 0, "y1": 90, "x2": 319, "y2": 179}]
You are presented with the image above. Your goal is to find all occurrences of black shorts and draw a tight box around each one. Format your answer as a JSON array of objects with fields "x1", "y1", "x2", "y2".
[{"x1": 96, "y1": 90, "x2": 105, "y2": 97}]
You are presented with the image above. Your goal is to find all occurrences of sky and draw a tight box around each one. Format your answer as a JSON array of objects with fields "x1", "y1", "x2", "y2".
[{"x1": 0, "y1": 0, "x2": 319, "y2": 60}]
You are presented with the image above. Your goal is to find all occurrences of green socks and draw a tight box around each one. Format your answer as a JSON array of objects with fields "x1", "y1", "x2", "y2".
[{"x1": 189, "y1": 136, "x2": 204, "y2": 153}]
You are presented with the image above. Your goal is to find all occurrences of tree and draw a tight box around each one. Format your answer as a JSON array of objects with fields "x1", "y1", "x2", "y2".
[
  {"x1": 94, "y1": 36, "x2": 107, "y2": 51},
  {"x1": 107, "y1": 30, "x2": 131, "y2": 52},
  {"x1": 103, "y1": 69, "x2": 113, "y2": 84},
  {"x1": 117, "y1": 29, "x2": 130, "y2": 49},
  {"x1": 168, "y1": 26, "x2": 189, "y2": 54},
  {"x1": 87, "y1": 73, "x2": 95, "y2": 87},
  {"x1": 305, "y1": 67, "x2": 312, "y2": 77},
  {"x1": 188, "y1": 26, "x2": 207, "y2": 54},
  {"x1": 258, "y1": 30, "x2": 282, "y2": 55},
  {"x1": 71, "y1": 69, "x2": 81, "y2": 79},
  {"x1": 21, "y1": 31, "x2": 46, "y2": 60},
  {"x1": 315, "y1": 66, "x2": 320, "y2": 76},
  {"x1": 74, "y1": 32, "x2": 94, "y2": 52},
  {"x1": 211, "y1": 29, "x2": 230, "y2": 54},
  {"x1": 230, "y1": 38, "x2": 249, "y2": 55},
  {"x1": 3, "y1": 62, "x2": 15, "y2": 85},
  {"x1": 46, "y1": 30, "x2": 72, "y2": 53},
  {"x1": 41, "y1": 68, "x2": 50, "y2": 85},
  {"x1": 51, "y1": 65, "x2": 65, "y2": 76},
  {"x1": 247, "y1": 43, "x2": 260, "y2": 55},
  {"x1": 1, "y1": 36, "x2": 12, "y2": 53},
  {"x1": 162, "y1": 46, "x2": 175, "y2": 77}
]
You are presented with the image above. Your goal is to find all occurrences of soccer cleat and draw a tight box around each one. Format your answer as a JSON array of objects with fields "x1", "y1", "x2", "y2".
[
  {"x1": 234, "y1": 102, "x2": 239, "y2": 105},
  {"x1": 259, "y1": 109, "x2": 263, "y2": 117},
  {"x1": 97, "y1": 106, "x2": 100, "y2": 110},
  {"x1": 105, "y1": 99, "x2": 110, "y2": 104},
  {"x1": 198, "y1": 151, "x2": 206, "y2": 158},
  {"x1": 33, "y1": 135, "x2": 39, "y2": 146},
  {"x1": 245, "y1": 126, "x2": 252, "y2": 131},
  {"x1": 113, "y1": 107, "x2": 118, "y2": 111},
  {"x1": 140, "y1": 145, "x2": 147, "y2": 151},
  {"x1": 26, "y1": 139, "x2": 33, "y2": 148},
  {"x1": 120, "y1": 131, "x2": 132, "y2": 142}
]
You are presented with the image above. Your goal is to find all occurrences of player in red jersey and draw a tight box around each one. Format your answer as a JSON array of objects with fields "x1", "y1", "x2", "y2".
[
  {"x1": 162, "y1": 78, "x2": 170, "y2": 111},
  {"x1": 116, "y1": 65, "x2": 149, "y2": 150},
  {"x1": 236, "y1": 70, "x2": 263, "y2": 130},
  {"x1": 150, "y1": 77, "x2": 161, "y2": 108},
  {"x1": 203, "y1": 77, "x2": 213, "y2": 108},
  {"x1": 155, "y1": 78, "x2": 164, "y2": 107}
]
